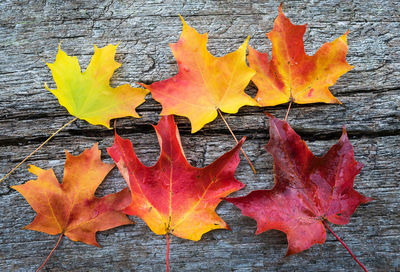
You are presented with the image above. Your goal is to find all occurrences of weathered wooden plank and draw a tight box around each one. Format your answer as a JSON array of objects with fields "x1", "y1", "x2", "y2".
[
  {"x1": 0, "y1": 0, "x2": 399, "y2": 271},
  {"x1": 0, "y1": 1, "x2": 399, "y2": 91},
  {"x1": 1, "y1": 88, "x2": 399, "y2": 142}
]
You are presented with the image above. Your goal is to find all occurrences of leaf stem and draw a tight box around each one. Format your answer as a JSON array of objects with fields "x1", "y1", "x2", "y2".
[
  {"x1": 36, "y1": 233, "x2": 63, "y2": 272},
  {"x1": 217, "y1": 109, "x2": 256, "y2": 174},
  {"x1": 284, "y1": 101, "x2": 292, "y2": 122},
  {"x1": 0, "y1": 117, "x2": 78, "y2": 184},
  {"x1": 323, "y1": 221, "x2": 368, "y2": 272},
  {"x1": 166, "y1": 233, "x2": 170, "y2": 272}
]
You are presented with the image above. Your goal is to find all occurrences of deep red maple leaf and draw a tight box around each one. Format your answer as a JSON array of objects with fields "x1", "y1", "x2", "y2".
[{"x1": 227, "y1": 116, "x2": 372, "y2": 256}]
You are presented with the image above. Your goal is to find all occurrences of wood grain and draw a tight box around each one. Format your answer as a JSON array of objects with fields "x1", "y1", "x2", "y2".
[{"x1": 0, "y1": 0, "x2": 399, "y2": 271}]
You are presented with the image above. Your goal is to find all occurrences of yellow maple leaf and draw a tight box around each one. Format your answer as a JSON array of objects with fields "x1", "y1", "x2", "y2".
[{"x1": 45, "y1": 44, "x2": 149, "y2": 128}]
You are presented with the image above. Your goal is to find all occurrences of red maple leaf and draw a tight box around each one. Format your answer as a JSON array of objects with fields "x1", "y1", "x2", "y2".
[
  {"x1": 107, "y1": 115, "x2": 245, "y2": 271},
  {"x1": 108, "y1": 115, "x2": 245, "y2": 240},
  {"x1": 227, "y1": 116, "x2": 371, "y2": 257}
]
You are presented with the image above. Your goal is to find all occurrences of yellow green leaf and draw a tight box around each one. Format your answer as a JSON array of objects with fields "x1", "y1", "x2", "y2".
[{"x1": 45, "y1": 44, "x2": 149, "y2": 128}]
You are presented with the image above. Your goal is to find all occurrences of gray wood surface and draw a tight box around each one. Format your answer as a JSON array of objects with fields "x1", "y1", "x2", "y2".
[{"x1": 0, "y1": 0, "x2": 399, "y2": 271}]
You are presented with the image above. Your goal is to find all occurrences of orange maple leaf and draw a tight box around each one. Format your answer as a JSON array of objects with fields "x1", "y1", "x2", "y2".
[
  {"x1": 107, "y1": 115, "x2": 245, "y2": 241},
  {"x1": 12, "y1": 144, "x2": 133, "y2": 247},
  {"x1": 248, "y1": 5, "x2": 354, "y2": 106},
  {"x1": 141, "y1": 17, "x2": 258, "y2": 133}
]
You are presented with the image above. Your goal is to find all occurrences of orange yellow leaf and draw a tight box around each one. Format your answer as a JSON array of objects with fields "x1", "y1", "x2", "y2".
[
  {"x1": 141, "y1": 17, "x2": 258, "y2": 133},
  {"x1": 45, "y1": 44, "x2": 149, "y2": 128},
  {"x1": 12, "y1": 144, "x2": 133, "y2": 247},
  {"x1": 107, "y1": 115, "x2": 245, "y2": 241},
  {"x1": 248, "y1": 5, "x2": 354, "y2": 106}
]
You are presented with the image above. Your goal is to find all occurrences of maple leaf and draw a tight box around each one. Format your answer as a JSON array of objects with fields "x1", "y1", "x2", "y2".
[
  {"x1": 45, "y1": 44, "x2": 149, "y2": 128},
  {"x1": 248, "y1": 5, "x2": 353, "y2": 106},
  {"x1": 227, "y1": 116, "x2": 371, "y2": 255},
  {"x1": 12, "y1": 144, "x2": 133, "y2": 247},
  {"x1": 141, "y1": 17, "x2": 258, "y2": 133},
  {"x1": 107, "y1": 115, "x2": 245, "y2": 241}
]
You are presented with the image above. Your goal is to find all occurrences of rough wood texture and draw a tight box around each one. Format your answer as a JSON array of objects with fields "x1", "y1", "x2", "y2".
[{"x1": 0, "y1": 0, "x2": 399, "y2": 271}]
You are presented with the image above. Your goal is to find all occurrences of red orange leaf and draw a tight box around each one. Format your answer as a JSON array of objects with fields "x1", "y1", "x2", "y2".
[
  {"x1": 107, "y1": 115, "x2": 244, "y2": 240},
  {"x1": 12, "y1": 144, "x2": 133, "y2": 247},
  {"x1": 248, "y1": 5, "x2": 353, "y2": 106},
  {"x1": 141, "y1": 17, "x2": 258, "y2": 133},
  {"x1": 45, "y1": 44, "x2": 149, "y2": 128},
  {"x1": 227, "y1": 116, "x2": 371, "y2": 255}
]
